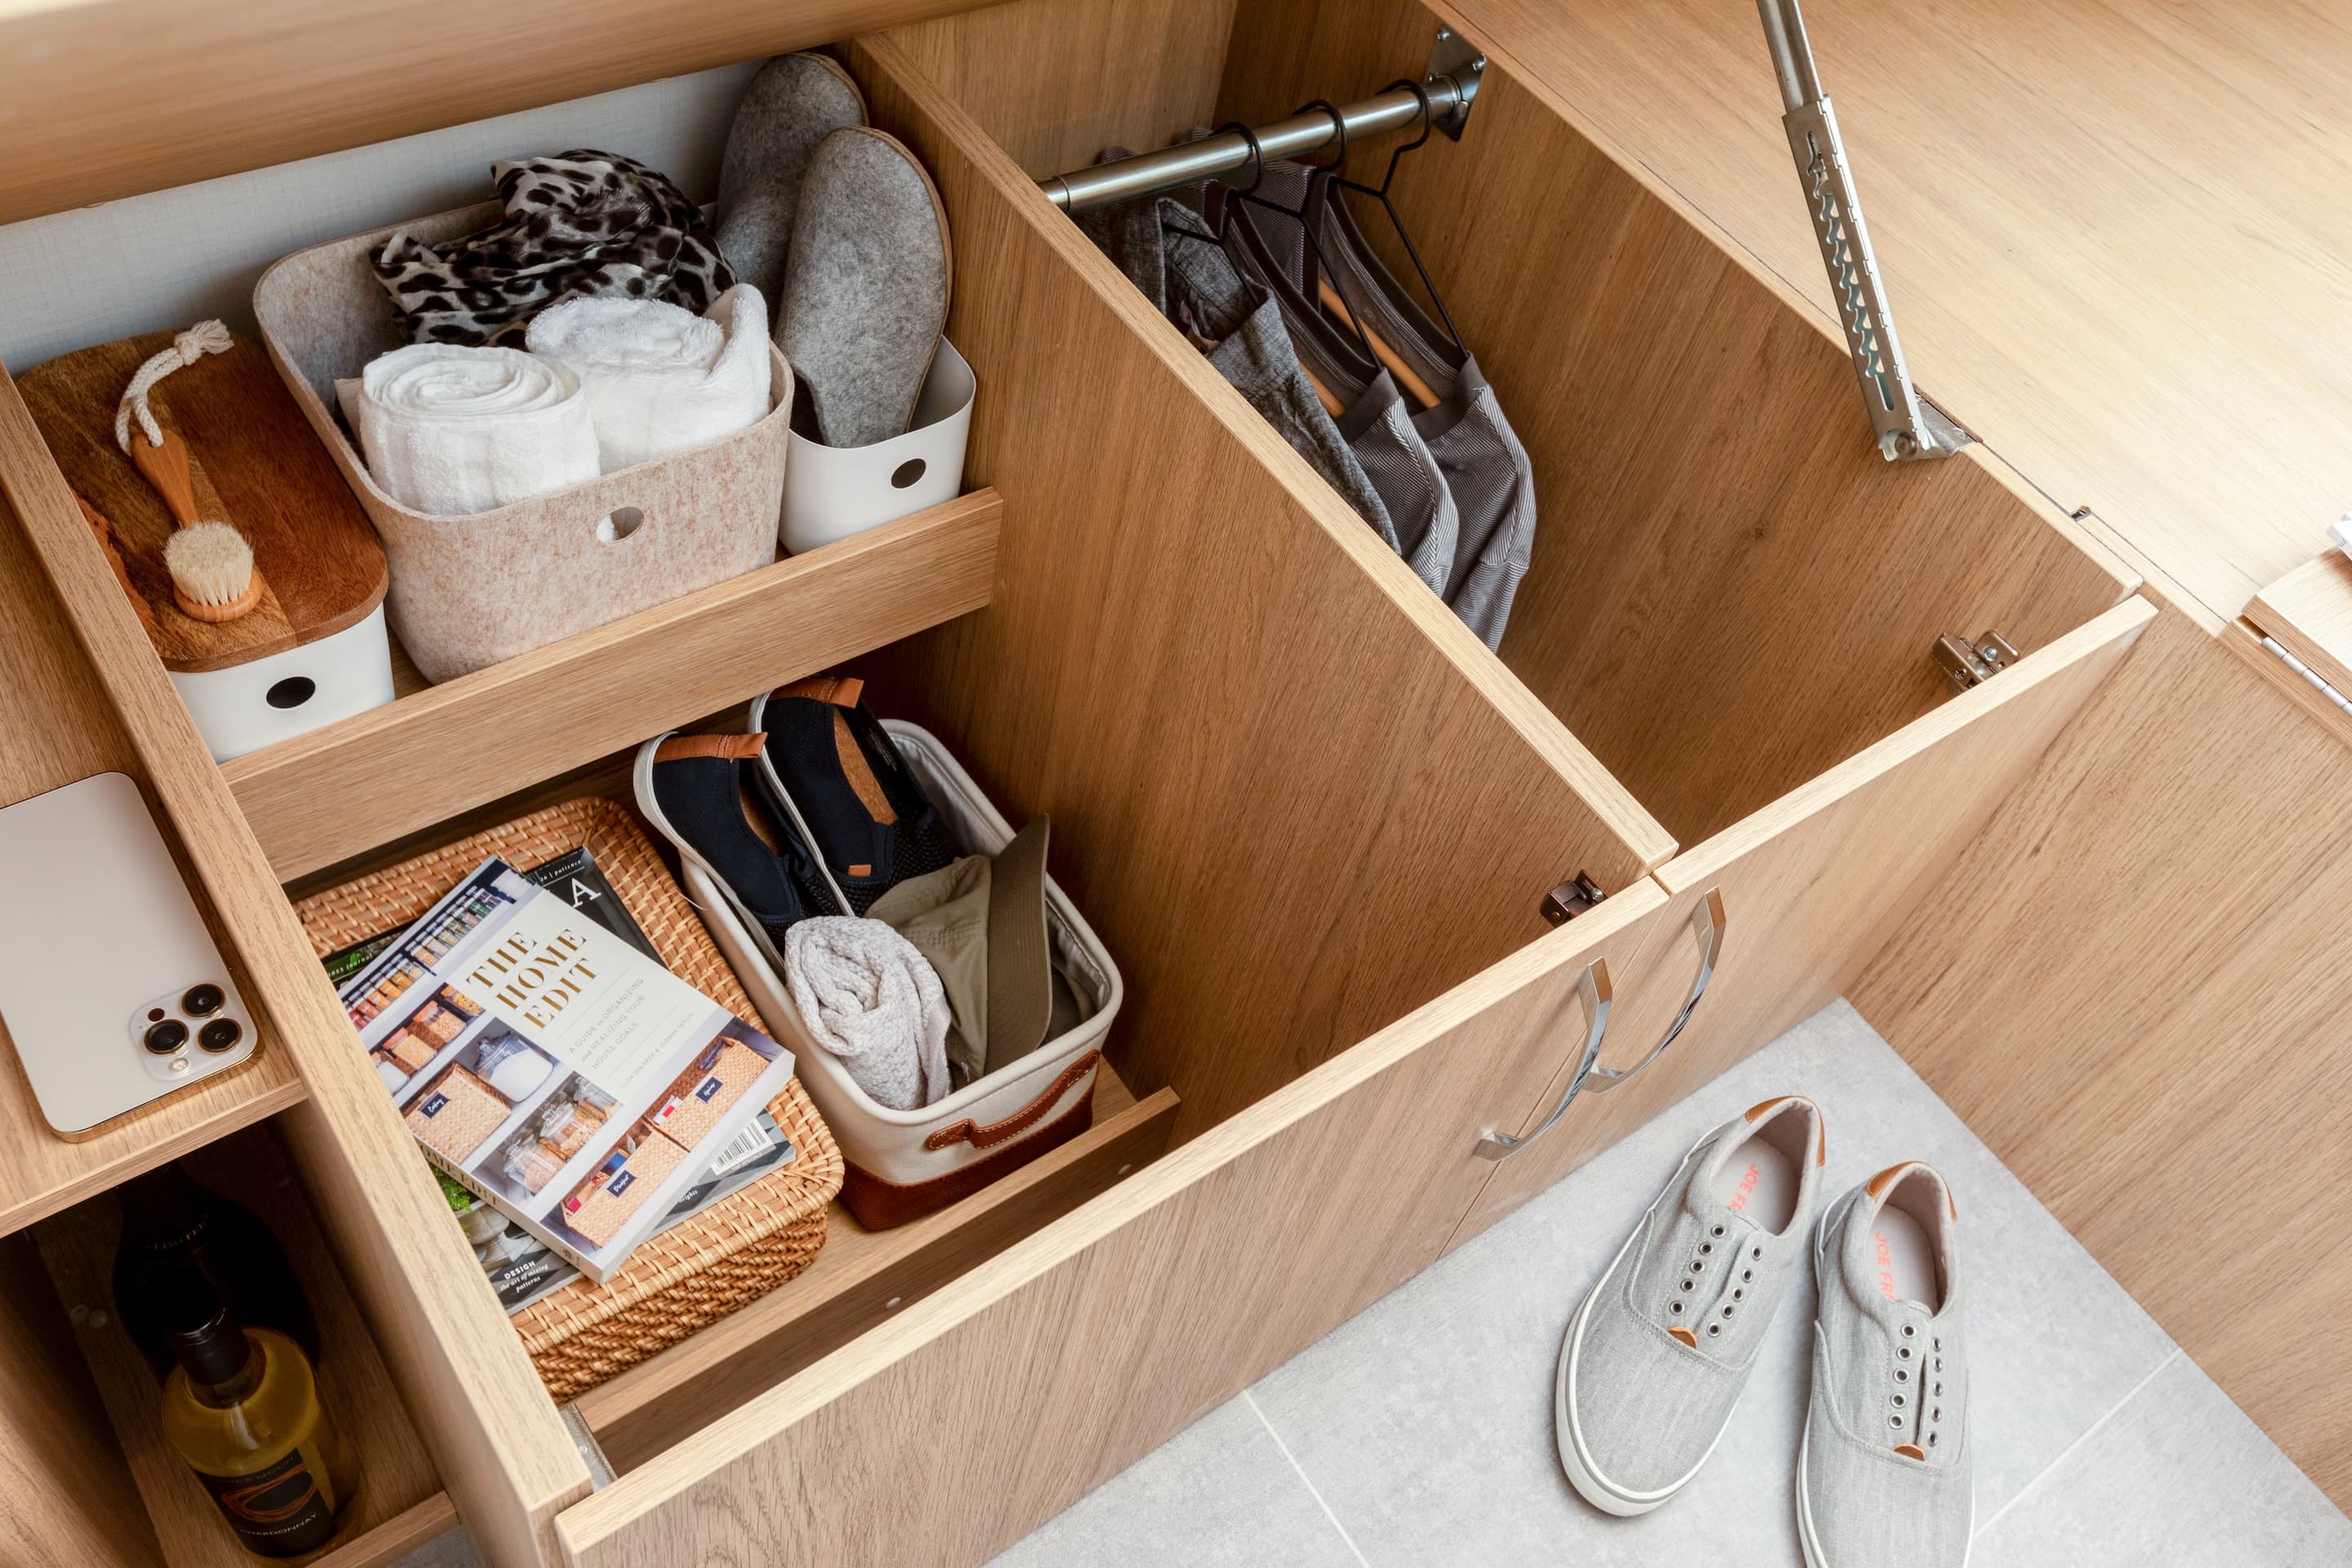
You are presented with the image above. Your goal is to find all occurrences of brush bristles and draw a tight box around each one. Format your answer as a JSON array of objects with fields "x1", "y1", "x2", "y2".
[{"x1": 165, "y1": 522, "x2": 253, "y2": 606}]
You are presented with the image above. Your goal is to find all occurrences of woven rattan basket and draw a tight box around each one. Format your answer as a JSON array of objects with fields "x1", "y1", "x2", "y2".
[{"x1": 296, "y1": 795, "x2": 844, "y2": 1400}]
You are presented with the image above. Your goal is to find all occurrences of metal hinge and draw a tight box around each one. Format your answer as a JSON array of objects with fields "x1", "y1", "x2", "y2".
[
  {"x1": 1755, "y1": 1, "x2": 1967, "y2": 462},
  {"x1": 1932, "y1": 630, "x2": 2017, "y2": 693},
  {"x1": 1425, "y1": 25, "x2": 1486, "y2": 139},
  {"x1": 2261, "y1": 636, "x2": 2352, "y2": 717},
  {"x1": 1541, "y1": 873, "x2": 1608, "y2": 926}
]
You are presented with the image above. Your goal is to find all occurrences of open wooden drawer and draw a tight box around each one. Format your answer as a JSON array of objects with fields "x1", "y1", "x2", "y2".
[
  {"x1": 0, "y1": 0, "x2": 2158, "y2": 1563},
  {"x1": 514, "y1": 6, "x2": 2152, "y2": 1562}
]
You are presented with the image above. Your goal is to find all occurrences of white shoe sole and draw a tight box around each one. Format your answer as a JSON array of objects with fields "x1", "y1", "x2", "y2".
[{"x1": 1554, "y1": 1132, "x2": 1734, "y2": 1516}]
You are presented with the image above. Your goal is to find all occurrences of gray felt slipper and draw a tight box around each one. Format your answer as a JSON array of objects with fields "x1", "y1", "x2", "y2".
[
  {"x1": 776, "y1": 126, "x2": 953, "y2": 448},
  {"x1": 714, "y1": 53, "x2": 869, "y2": 309}
]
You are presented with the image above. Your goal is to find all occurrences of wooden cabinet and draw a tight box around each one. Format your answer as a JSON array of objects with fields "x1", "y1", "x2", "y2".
[{"x1": 0, "y1": 0, "x2": 2208, "y2": 1562}]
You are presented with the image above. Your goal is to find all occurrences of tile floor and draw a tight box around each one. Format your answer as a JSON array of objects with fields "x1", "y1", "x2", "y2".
[{"x1": 397, "y1": 1000, "x2": 2352, "y2": 1567}]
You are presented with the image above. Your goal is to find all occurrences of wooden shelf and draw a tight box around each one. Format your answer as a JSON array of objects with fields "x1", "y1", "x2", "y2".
[
  {"x1": 225, "y1": 491, "x2": 1001, "y2": 882},
  {"x1": 32, "y1": 1124, "x2": 453, "y2": 1568},
  {"x1": 0, "y1": 450, "x2": 309, "y2": 1240},
  {"x1": 0, "y1": 0, "x2": 1012, "y2": 225},
  {"x1": 573, "y1": 1062, "x2": 1181, "y2": 1474}
]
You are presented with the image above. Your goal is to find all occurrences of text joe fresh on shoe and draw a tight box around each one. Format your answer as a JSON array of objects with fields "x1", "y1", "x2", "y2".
[{"x1": 335, "y1": 858, "x2": 795, "y2": 1283}]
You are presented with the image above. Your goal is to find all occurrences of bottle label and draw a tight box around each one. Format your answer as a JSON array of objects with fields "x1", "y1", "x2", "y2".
[{"x1": 193, "y1": 1445, "x2": 339, "y2": 1556}]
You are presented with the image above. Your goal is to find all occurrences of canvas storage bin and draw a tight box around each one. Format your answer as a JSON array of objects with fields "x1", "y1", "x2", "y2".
[
  {"x1": 294, "y1": 795, "x2": 843, "y2": 1401},
  {"x1": 253, "y1": 202, "x2": 791, "y2": 683},
  {"x1": 685, "y1": 720, "x2": 1125, "y2": 1230},
  {"x1": 780, "y1": 339, "x2": 974, "y2": 555}
]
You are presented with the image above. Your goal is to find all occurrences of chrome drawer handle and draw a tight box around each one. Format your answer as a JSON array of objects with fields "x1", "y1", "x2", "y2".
[
  {"x1": 1474, "y1": 960, "x2": 1611, "y2": 1162},
  {"x1": 1583, "y1": 888, "x2": 1725, "y2": 1097}
]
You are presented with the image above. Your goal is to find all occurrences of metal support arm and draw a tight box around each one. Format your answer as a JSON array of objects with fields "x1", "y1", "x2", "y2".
[{"x1": 1756, "y1": 0, "x2": 1966, "y2": 461}]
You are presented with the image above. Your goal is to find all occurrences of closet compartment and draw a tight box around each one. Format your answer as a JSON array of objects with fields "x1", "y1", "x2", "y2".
[
  {"x1": 0, "y1": 2, "x2": 2165, "y2": 1564},
  {"x1": 32, "y1": 1122, "x2": 453, "y2": 1568},
  {"x1": 548, "y1": 9, "x2": 2155, "y2": 1564}
]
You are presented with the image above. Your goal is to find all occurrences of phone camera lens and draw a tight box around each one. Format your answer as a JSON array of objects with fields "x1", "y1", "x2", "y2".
[
  {"x1": 182, "y1": 983, "x2": 225, "y2": 1017},
  {"x1": 197, "y1": 1018, "x2": 243, "y2": 1054},
  {"x1": 143, "y1": 1019, "x2": 189, "y2": 1055}
]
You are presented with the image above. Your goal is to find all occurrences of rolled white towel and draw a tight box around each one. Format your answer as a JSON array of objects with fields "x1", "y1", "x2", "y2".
[
  {"x1": 783, "y1": 916, "x2": 952, "y2": 1111},
  {"x1": 526, "y1": 283, "x2": 773, "y2": 474},
  {"x1": 346, "y1": 345, "x2": 599, "y2": 515}
]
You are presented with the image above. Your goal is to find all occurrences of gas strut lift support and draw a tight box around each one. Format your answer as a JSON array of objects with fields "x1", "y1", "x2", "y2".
[{"x1": 1755, "y1": 0, "x2": 1968, "y2": 461}]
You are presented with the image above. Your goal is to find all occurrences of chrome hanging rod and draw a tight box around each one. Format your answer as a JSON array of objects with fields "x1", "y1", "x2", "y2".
[{"x1": 1038, "y1": 29, "x2": 1486, "y2": 213}]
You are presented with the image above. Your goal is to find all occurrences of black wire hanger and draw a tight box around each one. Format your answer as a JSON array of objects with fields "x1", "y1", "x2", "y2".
[{"x1": 1323, "y1": 78, "x2": 1467, "y2": 357}]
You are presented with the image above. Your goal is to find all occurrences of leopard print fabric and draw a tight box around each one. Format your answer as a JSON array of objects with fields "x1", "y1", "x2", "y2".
[{"x1": 372, "y1": 150, "x2": 736, "y2": 347}]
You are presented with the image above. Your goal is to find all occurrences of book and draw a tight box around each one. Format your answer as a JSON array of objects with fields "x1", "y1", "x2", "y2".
[{"x1": 336, "y1": 856, "x2": 796, "y2": 1284}]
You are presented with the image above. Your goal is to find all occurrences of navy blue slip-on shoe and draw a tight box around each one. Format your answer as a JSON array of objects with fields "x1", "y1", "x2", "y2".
[
  {"x1": 633, "y1": 730, "x2": 842, "y2": 964},
  {"x1": 746, "y1": 675, "x2": 956, "y2": 915}
]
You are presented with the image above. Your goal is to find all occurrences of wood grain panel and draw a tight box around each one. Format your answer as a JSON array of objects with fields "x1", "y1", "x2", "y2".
[
  {"x1": 844, "y1": 33, "x2": 1673, "y2": 1141},
  {"x1": 33, "y1": 1125, "x2": 445, "y2": 1568},
  {"x1": 0, "y1": 466, "x2": 305, "y2": 1236},
  {"x1": 1218, "y1": 0, "x2": 2136, "y2": 847},
  {"x1": 2247, "y1": 550, "x2": 2352, "y2": 699},
  {"x1": 884, "y1": 0, "x2": 1237, "y2": 176},
  {"x1": 0, "y1": 1233, "x2": 164, "y2": 1566},
  {"x1": 1459, "y1": 597, "x2": 2154, "y2": 1239},
  {"x1": 0, "y1": 363, "x2": 590, "y2": 1568},
  {"x1": 224, "y1": 490, "x2": 1000, "y2": 881},
  {"x1": 1855, "y1": 602, "x2": 2352, "y2": 1507},
  {"x1": 578, "y1": 1074, "x2": 1179, "y2": 1475},
  {"x1": 555, "y1": 883, "x2": 1668, "y2": 1568},
  {"x1": 1428, "y1": 0, "x2": 2352, "y2": 623},
  {"x1": 0, "y1": 0, "x2": 1013, "y2": 225}
]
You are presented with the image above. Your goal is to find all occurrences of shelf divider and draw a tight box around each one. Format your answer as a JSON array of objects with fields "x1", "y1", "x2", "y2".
[{"x1": 224, "y1": 491, "x2": 1001, "y2": 882}]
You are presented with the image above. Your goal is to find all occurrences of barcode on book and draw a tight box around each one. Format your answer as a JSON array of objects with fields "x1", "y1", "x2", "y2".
[{"x1": 706, "y1": 1120, "x2": 775, "y2": 1177}]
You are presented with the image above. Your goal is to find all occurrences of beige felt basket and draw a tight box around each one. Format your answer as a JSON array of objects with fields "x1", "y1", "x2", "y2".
[{"x1": 254, "y1": 203, "x2": 791, "y2": 683}]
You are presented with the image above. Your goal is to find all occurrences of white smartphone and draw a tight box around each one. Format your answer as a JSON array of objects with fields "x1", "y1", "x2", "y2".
[{"x1": 0, "y1": 771, "x2": 256, "y2": 1137}]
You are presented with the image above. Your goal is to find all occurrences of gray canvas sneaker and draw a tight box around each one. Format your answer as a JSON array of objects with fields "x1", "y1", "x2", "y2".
[
  {"x1": 1798, "y1": 1161, "x2": 1972, "y2": 1567},
  {"x1": 1557, "y1": 1096, "x2": 1827, "y2": 1514}
]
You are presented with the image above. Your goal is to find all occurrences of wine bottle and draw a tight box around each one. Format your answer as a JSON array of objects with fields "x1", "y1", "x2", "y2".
[
  {"x1": 156, "y1": 1274, "x2": 359, "y2": 1559},
  {"x1": 115, "y1": 1162, "x2": 319, "y2": 1379}
]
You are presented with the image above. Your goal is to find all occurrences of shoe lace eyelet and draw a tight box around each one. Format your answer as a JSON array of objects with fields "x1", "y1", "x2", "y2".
[
  {"x1": 1681, "y1": 1279, "x2": 1695, "y2": 1292},
  {"x1": 1892, "y1": 1393, "x2": 1905, "y2": 1407},
  {"x1": 1700, "y1": 1242, "x2": 1713, "y2": 1255},
  {"x1": 1722, "y1": 1304, "x2": 1735, "y2": 1317},
  {"x1": 1752, "y1": 1245, "x2": 1763, "y2": 1258},
  {"x1": 1932, "y1": 1406, "x2": 1941, "y2": 1420},
  {"x1": 1898, "y1": 1347, "x2": 1913, "y2": 1361},
  {"x1": 1934, "y1": 1357, "x2": 1944, "y2": 1372},
  {"x1": 1928, "y1": 1432, "x2": 1939, "y2": 1448},
  {"x1": 1890, "y1": 1414, "x2": 1903, "y2": 1428},
  {"x1": 1732, "y1": 1287, "x2": 1744, "y2": 1302},
  {"x1": 1670, "y1": 1300, "x2": 1683, "y2": 1313},
  {"x1": 1901, "y1": 1324, "x2": 1917, "y2": 1338},
  {"x1": 1742, "y1": 1268, "x2": 1753, "y2": 1282},
  {"x1": 1711, "y1": 1224, "x2": 1726, "y2": 1237},
  {"x1": 1707, "y1": 1323, "x2": 1722, "y2": 1338},
  {"x1": 1895, "y1": 1369, "x2": 1909, "y2": 1383},
  {"x1": 1691, "y1": 1260, "x2": 1704, "y2": 1273},
  {"x1": 1933, "y1": 1338, "x2": 1942, "y2": 1352}
]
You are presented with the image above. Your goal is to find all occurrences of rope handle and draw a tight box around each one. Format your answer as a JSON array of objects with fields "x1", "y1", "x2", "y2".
[{"x1": 114, "y1": 320, "x2": 234, "y2": 453}]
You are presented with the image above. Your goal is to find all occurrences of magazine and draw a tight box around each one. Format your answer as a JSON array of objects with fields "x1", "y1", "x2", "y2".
[
  {"x1": 336, "y1": 856, "x2": 796, "y2": 1284},
  {"x1": 323, "y1": 845, "x2": 658, "y2": 988},
  {"x1": 442, "y1": 1110, "x2": 797, "y2": 1314}
]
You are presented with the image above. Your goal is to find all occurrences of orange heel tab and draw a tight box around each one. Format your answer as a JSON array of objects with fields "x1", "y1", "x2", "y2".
[
  {"x1": 655, "y1": 733, "x2": 766, "y2": 763},
  {"x1": 776, "y1": 675, "x2": 864, "y2": 708}
]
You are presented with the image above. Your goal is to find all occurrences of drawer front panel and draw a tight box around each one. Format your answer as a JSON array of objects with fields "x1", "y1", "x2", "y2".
[
  {"x1": 1453, "y1": 597, "x2": 2157, "y2": 1240},
  {"x1": 556, "y1": 884, "x2": 1667, "y2": 1567}
]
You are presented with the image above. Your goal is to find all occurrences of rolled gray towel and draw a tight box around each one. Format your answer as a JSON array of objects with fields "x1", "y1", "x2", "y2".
[{"x1": 783, "y1": 915, "x2": 952, "y2": 1110}]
